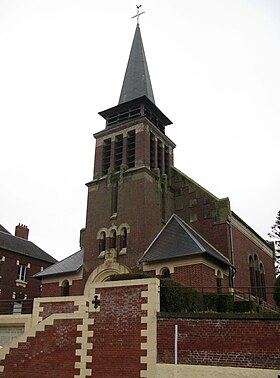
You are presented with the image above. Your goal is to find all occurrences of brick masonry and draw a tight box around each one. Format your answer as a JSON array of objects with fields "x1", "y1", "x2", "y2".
[{"x1": 157, "y1": 316, "x2": 280, "y2": 369}]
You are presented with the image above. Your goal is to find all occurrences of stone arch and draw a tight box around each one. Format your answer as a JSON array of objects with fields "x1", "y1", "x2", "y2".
[{"x1": 83, "y1": 262, "x2": 131, "y2": 297}]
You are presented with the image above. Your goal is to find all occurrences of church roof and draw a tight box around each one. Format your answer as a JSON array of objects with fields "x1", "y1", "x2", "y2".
[
  {"x1": 33, "y1": 249, "x2": 84, "y2": 278},
  {"x1": 119, "y1": 24, "x2": 155, "y2": 104},
  {"x1": 140, "y1": 214, "x2": 230, "y2": 266},
  {"x1": 0, "y1": 226, "x2": 57, "y2": 264}
]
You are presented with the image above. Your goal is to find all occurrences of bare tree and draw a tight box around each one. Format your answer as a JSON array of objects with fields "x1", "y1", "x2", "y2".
[{"x1": 269, "y1": 211, "x2": 280, "y2": 277}]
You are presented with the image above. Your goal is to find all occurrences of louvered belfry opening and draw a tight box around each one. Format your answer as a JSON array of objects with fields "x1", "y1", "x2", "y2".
[
  {"x1": 114, "y1": 134, "x2": 123, "y2": 172},
  {"x1": 127, "y1": 130, "x2": 136, "y2": 168},
  {"x1": 102, "y1": 138, "x2": 111, "y2": 175}
]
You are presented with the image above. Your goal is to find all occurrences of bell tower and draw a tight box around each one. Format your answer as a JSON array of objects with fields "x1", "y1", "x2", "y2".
[{"x1": 83, "y1": 21, "x2": 175, "y2": 280}]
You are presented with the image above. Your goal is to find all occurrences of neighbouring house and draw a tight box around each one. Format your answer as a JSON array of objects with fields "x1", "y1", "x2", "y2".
[{"x1": 0, "y1": 223, "x2": 57, "y2": 314}]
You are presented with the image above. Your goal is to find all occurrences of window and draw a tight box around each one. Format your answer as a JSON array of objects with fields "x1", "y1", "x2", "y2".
[
  {"x1": 102, "y1": 138, "x2": 111, "y2": 175},
  {"x1": 161, "y1": 268, "x2": 170, "y2": 278},
  {"x1": 249, "y1": 254, "x2": 266, "y2": 301},
  {"x1": 99, "y1": 232, "x2": 106, "y2": 253},
  {"x1": 114, "y1": 134, "x2": 123, "y2": 171},
  {"x1": 61, "y1": 280, "x2": 70, "y2": 296},
  {"x1": 120, "y1": 228, "x2": 127, "y2": 249},
  {"x1": 17, "y1": 264, "x2": 27, "y2": 282},
  {"x1": 127, "y1": 130, "x2": 135, "y2": 168},
  {"x1": 110, "y1": 230, "x2": 116, "y2": 249}
]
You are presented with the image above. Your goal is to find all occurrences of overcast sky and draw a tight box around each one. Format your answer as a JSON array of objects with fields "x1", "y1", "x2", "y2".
[{"x1": 1, "y1": 0, "x2": 279, "y2": 261}]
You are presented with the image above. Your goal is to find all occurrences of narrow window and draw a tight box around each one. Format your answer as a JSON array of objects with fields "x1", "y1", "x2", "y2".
[
  {"x1": 150, "y1": 133, "x2": 155, "y2": 169},
  {"x1": 254, "y1": 254, "x2": 262, "y2": 298},
  {"x1": 102, "y1": 138, "x2": 111, "y2": 175},
  {"x1": 61, "y1": 280, "x2": 70, "y2": 296},
  {"x1": 99, "y1": 232, "x2": 106, "y2": 253},
  {"x1": 114, "y1": 134, "x2": 123, "y2": 171},
  {"x1": 111, "y1": 182, "x2": 118, "y2": 215},
  {"x1": 127, "y1": 130, "x2": 135, "y2": 168},
  {"x1": 110, "y1": 230, "x2": 116, "y2": 249},
  {"x1": 260, "y1": 263, "x2": 266, "y2": 301},
  {"x1": 249, "y1": 256, "x2": 256, "y2": 296},
  {"x1": 120, "y1": 228, "x2": 127, "y2": 249},
  {"x1": 157, "y1": 140, "x2": 163, "y2": 173},
  {"x1": 17, "y1": 264, "x2": 27, "y2": 282}
]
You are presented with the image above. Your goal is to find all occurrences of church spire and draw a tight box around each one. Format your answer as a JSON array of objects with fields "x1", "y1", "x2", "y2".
[{"x1": 118, "y1": 23, "x2": 155, "y2": 105}]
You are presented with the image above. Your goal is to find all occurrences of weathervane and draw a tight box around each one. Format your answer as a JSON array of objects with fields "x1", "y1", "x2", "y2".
[{"x1": 131, "y1": 4, "x2": 145, "y2": 25}]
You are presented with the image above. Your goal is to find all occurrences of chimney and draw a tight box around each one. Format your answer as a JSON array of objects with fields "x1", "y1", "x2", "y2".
[{"x1": 15, "y1": 224, "x2": 29, "y2": 240}]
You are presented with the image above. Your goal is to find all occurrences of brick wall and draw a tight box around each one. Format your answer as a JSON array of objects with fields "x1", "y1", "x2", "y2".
[
  {"x1": 0, "y1": 249, "x2": 53, "y2": 301},
  {"x1": 0, "y1": 318, "x2": 81, "y2": 377},
  {"x1": 0, "y1": 278, "x2": 158, "y2": 377},
  {"x1": 157, "y1": 316, "x2": 280, "y2": 369},
  {"x1": 87, "y1": 284, "x2": 148, "y2": 377}
]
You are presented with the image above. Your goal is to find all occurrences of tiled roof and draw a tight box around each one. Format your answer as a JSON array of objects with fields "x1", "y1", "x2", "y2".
[
  {"x1": 33, "y1": 249, "x2": 84, "y2": 278},
  {"x1": 0, "y1": 226, "x2": 57, "y2": 264},
  {"x1": 140, "y1": 214, "x2": 230, "y2": 266}
]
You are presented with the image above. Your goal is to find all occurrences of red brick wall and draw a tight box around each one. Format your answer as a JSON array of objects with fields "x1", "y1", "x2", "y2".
[
  {"x1": 0, "y1": 249, "x2": 53, "y2": 301},
  {"x1": 87, "y1": 284, "x2": 148, "y2": 377},
  {"x1": 0, "y1": 318, "x2": 81, "y2": 377},
  {"x1": 41, "y1": 279, "x2": 83, "y2": 297},
  {"x1": 0, "y1": 282, "x2": 150, "y2": 377},
  {"x1": 232, "y1": 225, "x2": 276, "y2": 303},
  {"x1": 157, "y1": 317, "x2": 280, "y2": 369}
]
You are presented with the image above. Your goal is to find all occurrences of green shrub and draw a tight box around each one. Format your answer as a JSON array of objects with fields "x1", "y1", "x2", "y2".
[
  {"x1": 217, "y1": 294, "x2": 234, "y2": 312},
  {"x1": 233, "y1": 300, "x2": 256, "y2": 313},
  {"x1": 109, "y1": 273, "x2": 151, "y2": 281},
  {"x1": 160, "y1": 279, "x2": 202, "y2": 312},
  {"x1": 203, "y1": 293, "x2": 218, "y2": 312},
  {"x1": 273, "y1": 276, "x2": 280, "y2": 306}
]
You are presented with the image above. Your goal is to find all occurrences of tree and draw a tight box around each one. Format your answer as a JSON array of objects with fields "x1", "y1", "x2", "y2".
[{"x1": 269, "y1": 211, "x2": 280, "y2": 277}]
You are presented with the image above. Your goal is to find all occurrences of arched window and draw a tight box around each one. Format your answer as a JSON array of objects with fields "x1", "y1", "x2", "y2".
[
  {"x1": 161, "y1": 268, "x2": 170, "y2": 279},
  {"x1": 254, "y1": 254, "x2": 262, "y2": 298},
  {"x1": 120, "y1": 228, "x2": 127, "y2": 249},
  {"x1": 260, "y1": 263, "x2": 266, "y2": 301},
  {"x1": 110, "y1": 230, "x2": 116, "y2": 249},
  {"x1": 216, "y1": 270, "x2": 222, "y2": 294},
  {"x1": 62, "y1": 280, "x2": 70, "y2": 296},
  {"x1": 249, "y1": 255, "x2": 256, "y2": 296},
  {"x1": 99, "y1": 231, "x2": 106, "y2": 253}
]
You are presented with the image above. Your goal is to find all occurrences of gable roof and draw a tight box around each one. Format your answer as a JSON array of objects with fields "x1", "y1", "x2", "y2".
[
  {"x1": 0, "y1": 227, "x2": 57, "y2": 264},
  {"x1": 140, "y1": 214, "x2": 231, "y2": 266},
  {"x1": 33, "y1": 249, "x2": 84, "y2": 278},
  {"x1": 118, "y1": 24, "x2": 155, "y2": 105}
]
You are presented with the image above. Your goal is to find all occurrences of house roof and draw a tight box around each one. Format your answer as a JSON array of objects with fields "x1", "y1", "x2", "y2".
[
  {"x1": 118, "y1": 24, "x2": 155, "y2": 105},
  {"x1": 139, "y1": 214, "x2": 231, "y2": 266},
  {"x1": 0, "y1": 225, "x2": 11, "y2": 234},
  {"x1": 33, "y1": 249, "x2": 84, "y2": 278},
  {"x1": 0, "y1": 226, "x2": 57, "y2": 264}
]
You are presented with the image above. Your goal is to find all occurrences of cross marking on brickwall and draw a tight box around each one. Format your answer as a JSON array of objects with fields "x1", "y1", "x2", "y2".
[{"x1": 92, "y1": 295, "x2": 101, "y2": 309}]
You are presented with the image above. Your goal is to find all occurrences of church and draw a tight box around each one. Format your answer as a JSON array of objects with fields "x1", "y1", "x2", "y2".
[{"x1": 34, "y1": 20, "x2": 275, "y2": 305}]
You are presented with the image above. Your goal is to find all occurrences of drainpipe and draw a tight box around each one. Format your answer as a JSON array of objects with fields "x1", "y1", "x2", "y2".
[
  {"x1": 228, "y1": 216, "x2": 236, "y2": 288},
  {"x1": 174, "y1": 324, "x2": 178, "y2": 364}
]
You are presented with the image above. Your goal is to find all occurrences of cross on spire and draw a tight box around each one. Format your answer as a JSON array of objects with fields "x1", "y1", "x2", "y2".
[{"x1": 131, "y1": 4, "x2": 145, "y2": 25}]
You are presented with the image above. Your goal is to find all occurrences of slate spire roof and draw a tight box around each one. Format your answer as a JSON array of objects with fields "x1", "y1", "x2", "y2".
[
  {"x1": 118, "y1": 24, "x2": 155, "y2": 105},
  {"x1": 140, "y1": 214, "x2": 231, "y2": 266}
]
